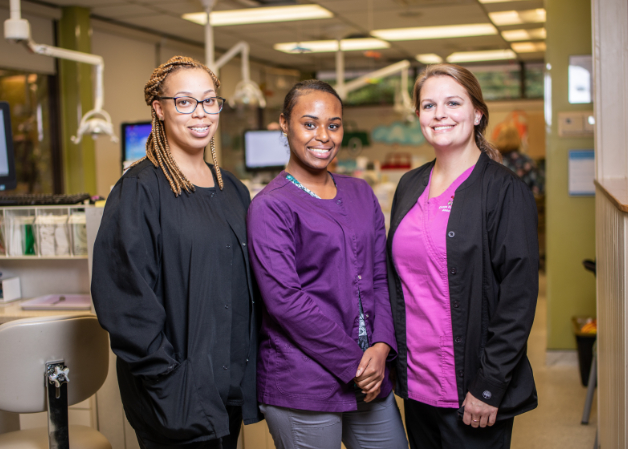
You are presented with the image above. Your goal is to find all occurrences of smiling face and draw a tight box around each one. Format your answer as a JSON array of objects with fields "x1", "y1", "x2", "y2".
[
  {"x1": 417, "y1": 75, "x2": 482, "y2": 153},
  {"x1": 281, "y1": 90, "x2": 343, "y2": 173},
  {"x1": 152, "y1": 68, "x2": 218, "y2": 156}
]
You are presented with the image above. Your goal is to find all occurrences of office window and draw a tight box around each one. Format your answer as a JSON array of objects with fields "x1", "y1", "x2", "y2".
[
  {"x1": 468, "y1": 64, "x2": 522, "y2": 101},
  {"x1": 0, "y1": 69, "x2": 58, "y2": 193},
  {"x1": 525, "y1": 63, "x2": 545, "y2": 99}
]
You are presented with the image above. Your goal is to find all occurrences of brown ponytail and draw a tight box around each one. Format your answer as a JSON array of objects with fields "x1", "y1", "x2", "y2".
[{"x1": 413, "y1": 63, "x2": 502, "y2": 163}]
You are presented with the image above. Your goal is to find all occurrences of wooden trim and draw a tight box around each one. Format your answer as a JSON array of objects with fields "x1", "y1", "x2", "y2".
[{"x1": 595, "y1": 178, "x2": 628, "y2": 213}]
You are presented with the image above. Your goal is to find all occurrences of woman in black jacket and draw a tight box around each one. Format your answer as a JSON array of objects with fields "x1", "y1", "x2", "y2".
[
  {"x1": 91, "y1": 56, "x2": 260, "y2": 449},
  {"x1": 387, "y1": 64, "x2": 538, "y2": 449}
]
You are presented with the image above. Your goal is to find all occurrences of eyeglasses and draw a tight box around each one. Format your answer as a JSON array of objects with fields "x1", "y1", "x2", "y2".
[{"x1": 158, "y1": 96, "x2": 226, "y2": 114}]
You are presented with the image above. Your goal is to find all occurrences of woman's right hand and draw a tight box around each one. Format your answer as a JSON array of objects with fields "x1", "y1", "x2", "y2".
[{"x1": 354, "y1": 342, "x2": 390, "y2": 402}]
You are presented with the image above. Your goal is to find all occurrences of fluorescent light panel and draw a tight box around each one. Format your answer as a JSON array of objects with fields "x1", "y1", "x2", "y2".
[
  {"x1": 489, "y1": 9, "x2": 546, "y2": 26},
  {"x1": 511, "y1": 42, "x2": 547, "y2": 53},
  {"x1": 501, "y1": 28, "x2": 546, "y2": 41},
  {"x1": 447, "y1": 49, "x2": 517, "y2": 63},
  {"x1": 416, "y1": 54, "x2": 443, "y2": 64},
  {"x1": 371, "y1": 23, "x2": 497, "y2": 41},
  {"x1": 274, "y1": 38, "x2": 390, "y2": 54},
  {"x1": 182, "y1": 5, "x2": 333, "y2": 26}
]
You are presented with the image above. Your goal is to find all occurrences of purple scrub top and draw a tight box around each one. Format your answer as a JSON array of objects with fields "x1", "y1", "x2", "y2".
[{"x1": 247, "y1": 172, "x2": 397, "y2": 412}]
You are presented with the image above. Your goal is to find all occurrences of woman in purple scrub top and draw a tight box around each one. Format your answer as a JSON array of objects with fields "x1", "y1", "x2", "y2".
[
  {"x1": 247, "y1": 80, "x2": 408, "y2": 449},
  {"x1": 387, "y1": 64, "x2": 539, "y2": 449}
]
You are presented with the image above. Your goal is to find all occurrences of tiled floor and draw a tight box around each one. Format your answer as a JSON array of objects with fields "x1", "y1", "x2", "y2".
[{"x1": 511, "y1": 274, "x2": 597, "y2": 449}]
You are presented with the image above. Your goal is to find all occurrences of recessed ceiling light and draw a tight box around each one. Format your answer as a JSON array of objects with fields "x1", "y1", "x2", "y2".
[
  {"x1": 479, "y1": 0, "x2": 524, "y2": 3},
  {"x1": 371, "y1": 23, "x2": 497, "y2": 41},
  {"x1": 512, "y1": 42, "x2": 547, "y2": 53},
  {"x1": 274, "y1": 38, "x2": 390, "y2": 54},
  {"x1": 446, "y1": 49, "x2": 517, "y2": 63},
  {"x1": 416, "y1": 54, "x2": 443, "y2": 64},
  {"x1": 489, "y1": 9, "x2": 546, "y2": 26},
  {"x1": 182, "y1": 5, "x2": 334, "y2": 27},
  {"x1": 501, "y1": 28, "x2": 546, "y2": 42}
]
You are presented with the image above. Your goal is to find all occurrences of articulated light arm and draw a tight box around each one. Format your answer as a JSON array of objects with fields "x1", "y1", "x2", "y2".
[
  {"x1": 4, "y1": 0, "x2": 117, "y2": 143},
  {"x1": 201, "y1": 0, "x2": 266, "y2": 108},
  {"x1": 334, "y1": 52, "x2": 414, "y2": 120}
]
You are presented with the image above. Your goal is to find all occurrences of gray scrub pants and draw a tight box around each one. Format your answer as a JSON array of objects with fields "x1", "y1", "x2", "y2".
[{"x1": 260, "y1": 392, "x2": 408, "y2": 449}]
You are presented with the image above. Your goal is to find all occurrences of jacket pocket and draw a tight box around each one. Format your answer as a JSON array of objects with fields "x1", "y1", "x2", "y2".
[
  {"x1": 142, "y1": 359, "x2": 213, "y2": 441},
  {"x1": 273, "y1": 338, "x2": 335, "y2": 398}
]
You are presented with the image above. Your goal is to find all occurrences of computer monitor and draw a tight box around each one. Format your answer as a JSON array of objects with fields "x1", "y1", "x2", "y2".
[
  {"x1": 243, "y1": 129, "x2": 289, "y2": 171},
  {"x1": 121, "y1": 121, "x2": 152, "y2": 169},
  {"x1": 0, "y1": 102, "x2": 17, "y2": 191}
]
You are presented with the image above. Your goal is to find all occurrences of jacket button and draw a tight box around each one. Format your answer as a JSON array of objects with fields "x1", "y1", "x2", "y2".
[
  {"x1": 458, "y1": 370, "x2": 464, "y2": 377},
  {"x1": 223, "y1": 365, "x2": 228, "y2": 370},
  {"x1": 453, "y1": 301, "x2": 460, "y2": 308},
  {"x1": 450, "y1": 267, "x2": 457, "y2": 275},
  {"x1": 365, "y1": 314, "x2": 369, "y2": 318},
  {"x1": 358, "y1": 275, "x2": 362, "y2": 280},
  {"x1": 225, "y1": 305, "x2": 229, "y2": 309},
  {"x1": 242, "y1": 242, "x2": 246, "y2": 247},
  {"x1": 448, "y1": 231, "x2": 455, "y2": 238},
  {"x1": 455, "y1": 336, "x2": 461, "y2": 343}
]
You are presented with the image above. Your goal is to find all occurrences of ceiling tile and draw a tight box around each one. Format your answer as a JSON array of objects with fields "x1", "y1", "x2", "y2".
[
  {"x1": 91, "y1": 4, "x2": 158, "y2": 18},
  {"x1": 36, "y1": 0, "x2": 542, "y2": 71}
]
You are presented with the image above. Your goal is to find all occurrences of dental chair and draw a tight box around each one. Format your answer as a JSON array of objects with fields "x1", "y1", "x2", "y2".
[{"x1": 0, "y1": 314, "x2": 111, "y2": 449}]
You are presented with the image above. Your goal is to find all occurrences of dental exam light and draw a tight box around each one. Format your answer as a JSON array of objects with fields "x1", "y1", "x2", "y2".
[
  {"x1": 201, "y1": 0, "x2": 266, "y2": 108},
  {"x1": 4, "y1": 0, "x2": 117, "y2": 144}
]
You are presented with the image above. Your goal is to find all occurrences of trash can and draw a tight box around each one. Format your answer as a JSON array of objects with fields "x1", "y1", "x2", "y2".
[{"x1": 572, "y1": 316, "x2": 597, "y2": 387}]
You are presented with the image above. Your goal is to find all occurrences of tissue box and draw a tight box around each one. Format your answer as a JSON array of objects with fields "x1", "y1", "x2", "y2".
[{"x1": 0, "y1": 277, "x2": 21, "y2": 303}]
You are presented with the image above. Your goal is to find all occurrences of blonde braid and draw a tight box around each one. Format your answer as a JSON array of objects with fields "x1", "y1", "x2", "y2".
[
  {"x1": 209, "y1": 137, "x2": 224, "y2": 190},
  {"x1": 139, "y1": 55, "x2": 224, "y2": 195}
]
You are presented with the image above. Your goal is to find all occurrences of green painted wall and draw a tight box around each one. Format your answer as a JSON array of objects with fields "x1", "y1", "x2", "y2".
[
  {"x1": 545, "y1": 0, "x2": 596, "y2": 349},
  {"x1": 57, "y1": 7, "x2": 97, "y2": 194}
]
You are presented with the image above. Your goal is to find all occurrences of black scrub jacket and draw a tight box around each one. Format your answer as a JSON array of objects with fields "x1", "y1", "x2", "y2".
[
  {"x1": 387, "y1": 151, "x2": 539, "y2": 420},
  {"x1": 91, "y1": 160, "x2": 261, "y2": 447}
]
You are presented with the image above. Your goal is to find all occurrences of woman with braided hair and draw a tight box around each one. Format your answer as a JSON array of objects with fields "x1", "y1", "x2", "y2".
[{"x1": 91, "y1": 56, "x2": 260, "y2": 449}]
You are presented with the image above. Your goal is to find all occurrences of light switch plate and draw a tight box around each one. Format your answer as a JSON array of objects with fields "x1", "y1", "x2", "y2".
[{"x1": 558, "y1": 111, "x2": 594, "y2": 137}]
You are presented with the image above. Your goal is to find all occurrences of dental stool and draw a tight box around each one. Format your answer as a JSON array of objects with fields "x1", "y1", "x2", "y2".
[{"x1": 0, "y1": 314, "x2": 111, "y2": 449}]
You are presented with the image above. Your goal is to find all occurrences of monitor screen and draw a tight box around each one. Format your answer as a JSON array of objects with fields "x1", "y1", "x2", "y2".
[
  {"x1": 0, "y1": 102, "x2": 17, "y2": 190},
  {"x1": 121, "y1": 121, "x2": 152, "y2": 168},
  {"x1": 244, "y1": 130, "x2": 289, "y2": 171}
]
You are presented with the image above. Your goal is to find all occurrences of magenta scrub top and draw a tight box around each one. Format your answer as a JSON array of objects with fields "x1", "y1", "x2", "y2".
[{"x1": 392, "y1": 165, "x2": 474, "y2": 408}]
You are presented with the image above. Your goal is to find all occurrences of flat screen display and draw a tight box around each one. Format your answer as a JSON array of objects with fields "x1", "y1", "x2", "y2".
[
  {"x1": 121, "y1": 121, "x2": 152, "y2": 167},
  {"x1": 0, "y1": 109, "x2": 9, "y2": 177},
  {"x1": 244, "y1": 130, "x2": 289, "y2": 170},
  {"x1": 0, "y1": 102, "x2": 16, "y2": 190}
]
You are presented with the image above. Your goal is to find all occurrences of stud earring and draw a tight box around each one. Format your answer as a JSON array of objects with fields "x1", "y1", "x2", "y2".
[{"x1": 282, "y1": 132, "x2": 287, "y2": 136}]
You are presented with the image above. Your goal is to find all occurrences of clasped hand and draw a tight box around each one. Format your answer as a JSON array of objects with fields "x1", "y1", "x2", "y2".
[
  {"x1": 353, "y1": 342, "x2": 390, "y2": 402},
  {"x1": 462, "y1": 392, "x2": 498, "y2": 428}
]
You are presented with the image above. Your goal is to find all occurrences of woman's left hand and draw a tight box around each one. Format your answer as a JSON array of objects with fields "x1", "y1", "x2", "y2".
[
  {"x1": 354, "y1": 342, "x2": 390, "y2": 402},
  {"x1": 462, "y1": 392, "x2": 498, "y2": 428}
]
